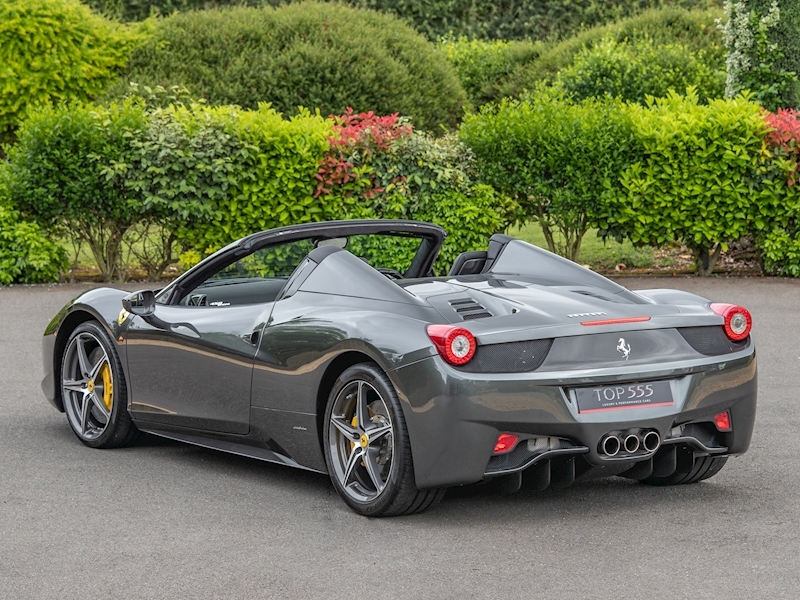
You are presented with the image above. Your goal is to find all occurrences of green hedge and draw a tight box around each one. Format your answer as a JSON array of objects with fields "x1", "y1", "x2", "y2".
[
  {"x1": 0, "y1": 188, "x2": 67, "y2": 285},
  {"x1": 600, "y1": 91, "x2": 790, "y2": 274},
  {"x1": 749, "y1": 0, "x2": 800, "y2": 109},
  {"x1": 5, "y1": 101, "x2": 147, "y2": 281},
  {"x1": 500, "y1": 7, "x2": 724, "y2": 98},
  {"x1": 86, "y1": 0, "x2": 720, "y2": 42},
  {"x1": 438, "y1": 37, "x2": 544, "y2": 108},
  {"x1": 459, "y1": 88, "x2": 639, "y2": 261},
  {"x1": 556, "y1": 35, "x2": 725, "y2": 104},
  {"x1": 107, "y1": 2, "x2": 467, "y2": 132},
  {"x1": 0, "y1": 0, "x2": 144, "y2": 137},
  {"x1": 5, "y1": 101, "x2": 505, "y2": 279}
]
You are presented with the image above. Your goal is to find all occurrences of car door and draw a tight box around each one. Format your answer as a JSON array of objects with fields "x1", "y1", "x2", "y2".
[{"x1": 124, "y1": 239, "x2": 313, "y2": 434}]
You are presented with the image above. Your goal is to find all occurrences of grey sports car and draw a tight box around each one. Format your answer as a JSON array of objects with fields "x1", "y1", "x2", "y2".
[{"x1": 41, "y1": 220, "x2": 757, "y2": 516}]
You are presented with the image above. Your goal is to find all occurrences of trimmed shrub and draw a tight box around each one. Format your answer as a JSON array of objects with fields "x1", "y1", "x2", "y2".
[
  {"x1": 601, "y1": 90, "x2": 789, "y2": 275},
  {"x1": 0, "y1": 182, "x2": 67, "y2": 284},
  {"x1": 0, "y1": 0, "x2": 145, "y2": 136},
  {"x1": 501, "y1": 8, "x2": 725, "y2": 98},
  {"x1": 108, "y1": 2, "x2": 467, "y2": 131},
  {"x1": 759, "y1": 109, "x2": 800, "y2": 275},
  {"x1": 315, "y1": 109, "x2": 516, "y2": 270},
  {"x1": 459, "y1": 88, "x2": 639, "y2": 262},
  {"x1": 175, "y1": 105, "x2": 338, "y2": 255},
  {"x1": 85, "y1": 0, "x2": 719, "y2": 40},
  {"x1": 556, "y1": 35, "x2": 725, "y2": 104},
  {"x1": 5, "y1": 101, "x2": 147, "y2": 281},
  {"x1": 438, "y1": 37, "x2": 543, "y2": 108},
  {"x1": 350, "y1": 0, "x2": 719, "y2": 42}
]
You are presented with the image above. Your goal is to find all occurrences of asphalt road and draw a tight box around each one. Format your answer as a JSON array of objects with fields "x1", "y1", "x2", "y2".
[{"x1": 1, "y1": 278, "x2": 799, "y2": 599}]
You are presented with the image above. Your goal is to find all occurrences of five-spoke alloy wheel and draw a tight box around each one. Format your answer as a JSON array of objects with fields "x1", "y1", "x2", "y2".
[
  {"x1": 323, "y1": 363, "x2": 444, "y2": 517},
  {"x1": 61, "y1": 322, "x2": 139, "y2": 448}
]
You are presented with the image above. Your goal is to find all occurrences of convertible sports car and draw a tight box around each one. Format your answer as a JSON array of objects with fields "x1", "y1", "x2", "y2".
[{"x1": 41, "y1": 220, "x2": 757, "y2": 516}]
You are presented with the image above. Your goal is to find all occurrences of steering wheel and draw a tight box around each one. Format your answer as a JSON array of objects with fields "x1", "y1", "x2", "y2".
[{"x1": 377, "y1": 268, "x2": 404, "y2": 280}]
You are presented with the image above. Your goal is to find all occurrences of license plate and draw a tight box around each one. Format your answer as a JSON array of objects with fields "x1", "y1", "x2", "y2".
[{"x1": 574, "y1": 381, "x2": 674, "y2": 413}]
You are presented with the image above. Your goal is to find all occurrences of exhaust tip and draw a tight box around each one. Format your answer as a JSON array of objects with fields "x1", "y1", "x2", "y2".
[
  {"x1": 601, "y1": 435, "x2": 620, "y2": 457},
  {"x1": 642, "y1": 430, "x2": 661, "y2": 453},
  {"x1": 623, "y1": 434, "x2": 640, "y2": 454}
]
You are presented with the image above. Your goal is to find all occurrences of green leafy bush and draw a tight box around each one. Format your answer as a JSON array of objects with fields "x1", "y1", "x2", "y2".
[
  {"x1": 5, "y1": 101, "x2": 147, "y2": 281},
  {"x1": 316, "y1": 110, "x2": 516, "y2": 269},
  {"x1": 501, "y1": 8, "x2": 725, "y2": 98},
  {"x1": 351, "y1": 0, "x2": 718, "y2": 42},
  {"x1": 745, "y1": 0, "x2": 800, "y2": 109},
  {"x1": 0, "y1": 198, "x2": 67, "y2": 285},
  {"x1": 177, "y1": 105, "x2": 338, "y2": 255},
  {"x1": 459, "y1": 88, "x2": 638, "y2": 262},
  {"x1": 438, "y1": 37, "x2": 543, "y2": 108},
  {"x1": 108, "y1": 2, "x2": 467, "y2": 131},
  {"x1": 601, "y1": 90, "x2": 788, "y2": 275},
  {"x1": 0, "y1": 0, "x2": 145, "y2": 136},
  {"x1": 556, "y1": 35, "x2": 725, "y2": 104},
  {"x1": 758, "y1": 109, "x2": 800, "y2": 275},
  {"x1": 85, "y1": 0, "x2": 719, "y2": 40},
  {"x1": 719, "y1": 0, "x2": 798, "y2": 111}
]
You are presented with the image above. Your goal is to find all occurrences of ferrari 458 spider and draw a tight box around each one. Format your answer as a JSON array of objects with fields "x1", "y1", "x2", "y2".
[{"x1": 41, "y1": 220, "x2": 757, "y2": 516}]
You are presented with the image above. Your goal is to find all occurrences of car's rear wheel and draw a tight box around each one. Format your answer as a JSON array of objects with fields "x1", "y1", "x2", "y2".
[
  {"x1": 61, "y1": 321, "x2": 139, "y2": 448},
  {"x1": 323, "y1": 363, "x2": 444, "y2": 517},
  {"x1": 641, "y1": 448, "x2": 728, "y2": 486}
]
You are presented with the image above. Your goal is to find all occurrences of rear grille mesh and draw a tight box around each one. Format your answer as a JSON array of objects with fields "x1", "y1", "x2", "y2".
[
  {"x1": 449, "y1": 299, "x2": 493, "y2": 321},
  {"x1": 457, "y1": 338, "x2": 553, "y2": 373},
  {"x1": 678, "y1": 326, "x2": 749, "y2": 356}
]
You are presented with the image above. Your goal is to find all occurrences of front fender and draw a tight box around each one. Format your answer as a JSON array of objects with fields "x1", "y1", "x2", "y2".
[{"x1": 41, "y1": 287, "x2": 130, "y2": 411}]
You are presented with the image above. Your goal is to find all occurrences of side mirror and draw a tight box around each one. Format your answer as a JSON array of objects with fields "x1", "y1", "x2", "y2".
[{"x1": 122, "y1": 290, "x2": 156, "y2": 317}]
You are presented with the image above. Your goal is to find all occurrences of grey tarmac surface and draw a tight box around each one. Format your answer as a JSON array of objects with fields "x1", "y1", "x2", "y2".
[{"x1": 1, "y1": 277, "x2": 798, "y2": 599}]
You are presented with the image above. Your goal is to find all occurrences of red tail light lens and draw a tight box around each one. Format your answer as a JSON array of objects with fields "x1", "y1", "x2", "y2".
[
  {"x1": 710, "y1": 303, "x2": 752, "y2": 342},
  {"x1": 713, "y1": 411, "x2": 732, "y2": 432},
  {"x1": 493, "y1": 433, "x2": 520, "y2": 454},
  {"x1": 426, "y1": 325, "x2": 476, "y2": 365}
]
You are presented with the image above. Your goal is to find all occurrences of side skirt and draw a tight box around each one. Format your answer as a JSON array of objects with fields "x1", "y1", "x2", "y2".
[{"x1": 139, "y1": 428, "x2": 327, "y2": 474}]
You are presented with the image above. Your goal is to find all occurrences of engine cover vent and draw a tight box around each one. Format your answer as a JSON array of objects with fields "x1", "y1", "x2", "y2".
[{"x1": 449, "y1": 298, "x2": 492, "y2": 321}]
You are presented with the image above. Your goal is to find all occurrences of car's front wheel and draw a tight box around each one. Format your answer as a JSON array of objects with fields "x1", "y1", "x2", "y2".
[
  {"x1": 323, "y1": 363, "x2": 444, "y2": 517},
  {"x1": 61, "y1": 321, "x2": 139, "y2": 448}
]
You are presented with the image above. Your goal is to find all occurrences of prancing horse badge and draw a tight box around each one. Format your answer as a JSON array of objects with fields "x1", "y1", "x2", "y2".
[{"x1": 617, "y1": 337, "x2": 631, "y2": 360}]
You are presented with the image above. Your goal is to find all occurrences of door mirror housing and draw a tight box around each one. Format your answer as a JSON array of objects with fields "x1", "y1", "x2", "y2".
[{"x1": 122, "y1": 290, "x2": 156, "y2": 317}]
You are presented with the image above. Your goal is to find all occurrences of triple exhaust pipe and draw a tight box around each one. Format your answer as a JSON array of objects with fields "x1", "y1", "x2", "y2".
[{"x1": 599, "y1": 429, "x2": 661, "y2": 457}]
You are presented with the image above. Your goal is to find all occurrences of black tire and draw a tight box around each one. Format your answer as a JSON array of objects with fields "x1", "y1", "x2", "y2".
[
  {"x1": 323, "y1": 363, "x2": 444, "y2": 517},
  {"x1": 61, "y1": 321, "x2": 140, "y2": 449},
  {"x1": 641, "y1": 450, "x2": 728, "y2": 486}
]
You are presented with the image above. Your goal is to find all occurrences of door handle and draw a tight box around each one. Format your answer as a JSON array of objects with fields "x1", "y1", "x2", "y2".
[{"x1": 242, "y1": 330, "x2": 260, "y2": 346}]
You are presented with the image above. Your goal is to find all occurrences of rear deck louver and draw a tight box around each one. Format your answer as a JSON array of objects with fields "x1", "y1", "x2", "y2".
[{"x1": 449, "y1": 299, "x2": 492, "y2": 321}]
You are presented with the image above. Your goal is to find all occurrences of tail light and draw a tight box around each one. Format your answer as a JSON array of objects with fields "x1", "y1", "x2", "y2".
[
  {"x1": 426, "y1": 325, "x2": 476, "y2": 365},
  {"x1": 710, "y1": 303, "x2": 752, "y2": 342}
]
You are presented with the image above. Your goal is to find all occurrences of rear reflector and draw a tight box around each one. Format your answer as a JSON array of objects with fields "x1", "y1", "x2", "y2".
[
  {"x1": 713, "y1": 411, "x2": 732, "y2": 432},
  {"x1": 493, "y1": 433, "x2": 520, "y2": 454},
  {"x1": 580, "y1": 316, "x2": 651, "y2": 326}
]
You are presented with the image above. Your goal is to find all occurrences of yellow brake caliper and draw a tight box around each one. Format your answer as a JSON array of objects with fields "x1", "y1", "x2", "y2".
[{"x1": 99, "y1": 363, "x2": 113, "y2": 410}]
